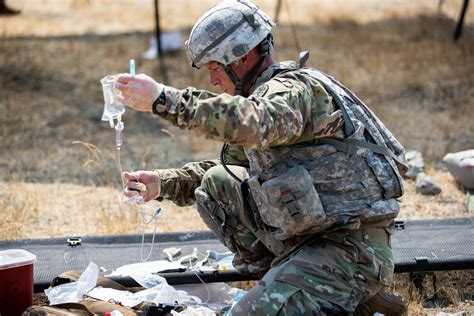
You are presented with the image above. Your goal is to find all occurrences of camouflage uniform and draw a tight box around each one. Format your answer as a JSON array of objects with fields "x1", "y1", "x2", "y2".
[{"x1": 153, "y1": 61, "x2": 396, "y2": 314}]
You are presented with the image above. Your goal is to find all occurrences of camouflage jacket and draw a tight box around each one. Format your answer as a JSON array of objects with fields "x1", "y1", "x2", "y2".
[{"x1": 154, "y1": 61, "x2": 345, "y2": 206}]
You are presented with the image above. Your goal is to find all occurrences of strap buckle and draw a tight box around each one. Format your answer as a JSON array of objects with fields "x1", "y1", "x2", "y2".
[{"x1": 280, "y1": 187, "x2": 302, "y2": 218}]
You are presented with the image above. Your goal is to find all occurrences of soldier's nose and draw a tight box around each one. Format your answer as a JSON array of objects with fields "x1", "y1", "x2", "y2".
[{"x1": 209, "y1": 72, "x2": 220, "y2": 87}]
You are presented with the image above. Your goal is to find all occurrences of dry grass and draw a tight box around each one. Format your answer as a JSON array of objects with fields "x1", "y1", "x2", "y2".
[
  {"x1": 0, "y1": 181, "x2": 139, "y2": 239},
  {"x1": 392, "y1": 271, "x2": 474, "y2": 315},
  {"x1": 0, "y1": 0, "x2": 469, "y2": 37},
  {"x1": 0, "y1": 180, "x2": 209, "y2": 239},
  {"x1": 1, "y1": 170, "x2": 469, "y2": 240},
  {"x1": 1, "y1": 0, "x2": 473, "y2": 314}
]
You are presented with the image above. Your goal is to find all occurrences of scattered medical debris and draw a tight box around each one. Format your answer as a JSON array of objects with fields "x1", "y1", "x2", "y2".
[
  {"x1": 163, "y1": 247, "x2": 182, "y2": 262},
  {"x1": 39, "y1": 256, "x2": 244, "y2": 316}
]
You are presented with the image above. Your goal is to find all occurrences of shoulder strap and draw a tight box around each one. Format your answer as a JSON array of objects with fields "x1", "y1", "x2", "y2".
[
  {"x1": 306, "y1": 70, "x2": 407, "y2": 170},
  {"x1": 317, "y1": 137, "x2": 407, "y2": 166}
]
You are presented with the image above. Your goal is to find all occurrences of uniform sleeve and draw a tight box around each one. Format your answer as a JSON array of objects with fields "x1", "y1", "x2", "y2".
[
  {"x1": 155, "y1": 76, "x2": 344, "y2": 149},
  {"x1": 155, "y1": 159, "x2": 220, "y2": 206}
]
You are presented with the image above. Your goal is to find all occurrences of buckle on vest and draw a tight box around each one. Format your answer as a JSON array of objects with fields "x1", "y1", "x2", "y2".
[{"x1": 280, "y1": 187, "x2": 302, "y2": 218}]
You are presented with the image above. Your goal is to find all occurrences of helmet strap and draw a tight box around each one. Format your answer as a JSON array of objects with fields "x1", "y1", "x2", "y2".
[
  {"x1": 223, "y1": 64, "x2": 243, "y2": 95},
  {"x1": 223, "y1": 34, "x2": 272, "y2": 96},
  {"x1": 224, "y1": 56, "x2": 265, "y2": 96}
]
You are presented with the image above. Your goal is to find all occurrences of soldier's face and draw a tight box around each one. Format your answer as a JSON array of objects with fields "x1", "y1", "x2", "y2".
[{"x1": 205, "y1": 61, "x2": 236, "y2": 95}]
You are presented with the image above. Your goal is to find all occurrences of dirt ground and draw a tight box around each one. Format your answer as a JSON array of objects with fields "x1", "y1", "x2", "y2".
[{"x1": 1, "y1": 0, "x2": 473, "y2": 314}]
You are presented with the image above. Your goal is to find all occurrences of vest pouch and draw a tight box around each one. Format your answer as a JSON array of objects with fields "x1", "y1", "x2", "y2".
[{"x1": 247, "y1": 165, "x2": 326, "y2": 240}]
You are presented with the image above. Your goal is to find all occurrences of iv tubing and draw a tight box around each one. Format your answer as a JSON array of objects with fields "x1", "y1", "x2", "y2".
[
  {"x1": 190, "y1": 250, "x2": 213, "y2": 304},
  {"x1": 106, "y1": 60, "x2": 212, "y2": 293},
  {"x1": 115, "y1": 121, "x2": 160, "y2": 262},
  {"x1": 140, "y1": 211, "x2": 159, "y2": 262},
  {"x1": 109, "y1": 59, "x2": 161, "y2": 263}
]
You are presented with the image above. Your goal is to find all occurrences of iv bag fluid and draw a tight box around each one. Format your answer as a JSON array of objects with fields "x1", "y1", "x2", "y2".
[{"x1": 101, "y1": 75, "x2": 125, "y2": 121}]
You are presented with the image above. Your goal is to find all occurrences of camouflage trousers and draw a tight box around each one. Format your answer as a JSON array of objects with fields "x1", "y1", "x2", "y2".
[{"x1": 195, "y1": 165, "x2": 395, "y2": 315}]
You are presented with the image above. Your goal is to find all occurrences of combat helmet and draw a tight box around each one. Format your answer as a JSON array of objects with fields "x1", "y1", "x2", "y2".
[{"x1": 186, "y1": 0, "x2": 275, "y2": 95}]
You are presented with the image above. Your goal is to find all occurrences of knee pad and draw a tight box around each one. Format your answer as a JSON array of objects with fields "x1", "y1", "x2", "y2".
[{"x1": 195, "y1": 187, "x2": 238, "y2": 252}]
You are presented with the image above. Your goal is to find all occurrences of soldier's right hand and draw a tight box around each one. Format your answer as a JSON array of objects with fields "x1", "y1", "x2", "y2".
[
  {"x1": 114, "y1": 74, "x2": 164, "y2": 112},
  {"x1": 123, "y1": 171, "x2": 161, "y2": 203}
]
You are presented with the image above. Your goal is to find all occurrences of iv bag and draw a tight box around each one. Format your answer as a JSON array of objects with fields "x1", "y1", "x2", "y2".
[{"x1": 100, "y1": 75, "x2": 125, "y2": 122}]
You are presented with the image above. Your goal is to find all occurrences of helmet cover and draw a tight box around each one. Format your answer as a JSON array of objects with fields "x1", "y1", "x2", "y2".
[{"x1": 186, "y1": 0, "x2": 275, "y2": 68}]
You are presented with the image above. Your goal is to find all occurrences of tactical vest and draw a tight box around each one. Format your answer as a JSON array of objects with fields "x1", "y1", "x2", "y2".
[{"x1": 244, "y1": 67, "x2": 407, "y2": 241}]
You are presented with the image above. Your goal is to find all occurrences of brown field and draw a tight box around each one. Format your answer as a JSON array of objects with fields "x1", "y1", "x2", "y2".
[{"x1": 1, "y1": 0, "x2": 473, "y2": 314}]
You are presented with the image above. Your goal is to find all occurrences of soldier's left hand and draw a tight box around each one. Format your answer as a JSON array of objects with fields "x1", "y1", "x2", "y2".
[{"x1": 122, "y1": 170, "x2": 161, "y2": 203}]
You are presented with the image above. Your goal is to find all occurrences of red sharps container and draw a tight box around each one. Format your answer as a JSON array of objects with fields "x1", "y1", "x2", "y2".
[{"x1": 0, "y1": 249, "x2": 36, "y2": 316}]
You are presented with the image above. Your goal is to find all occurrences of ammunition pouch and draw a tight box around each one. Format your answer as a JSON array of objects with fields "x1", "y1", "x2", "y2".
[{"x1": 247, "y1": 166, "x2": 327, "y2": 240}]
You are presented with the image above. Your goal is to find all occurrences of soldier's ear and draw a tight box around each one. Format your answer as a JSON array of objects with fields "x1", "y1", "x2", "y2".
[
  {"x1": 239, "y1": 54, "x2": 250, "y2": 66},
  {"x1": 243, "y1": 48, "x2": 262, "y2": 68}
]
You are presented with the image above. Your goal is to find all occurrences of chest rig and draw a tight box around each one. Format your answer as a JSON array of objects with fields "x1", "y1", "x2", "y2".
[{"x1": 242, "y1": 54, "x2": 407, "y2": 242}]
